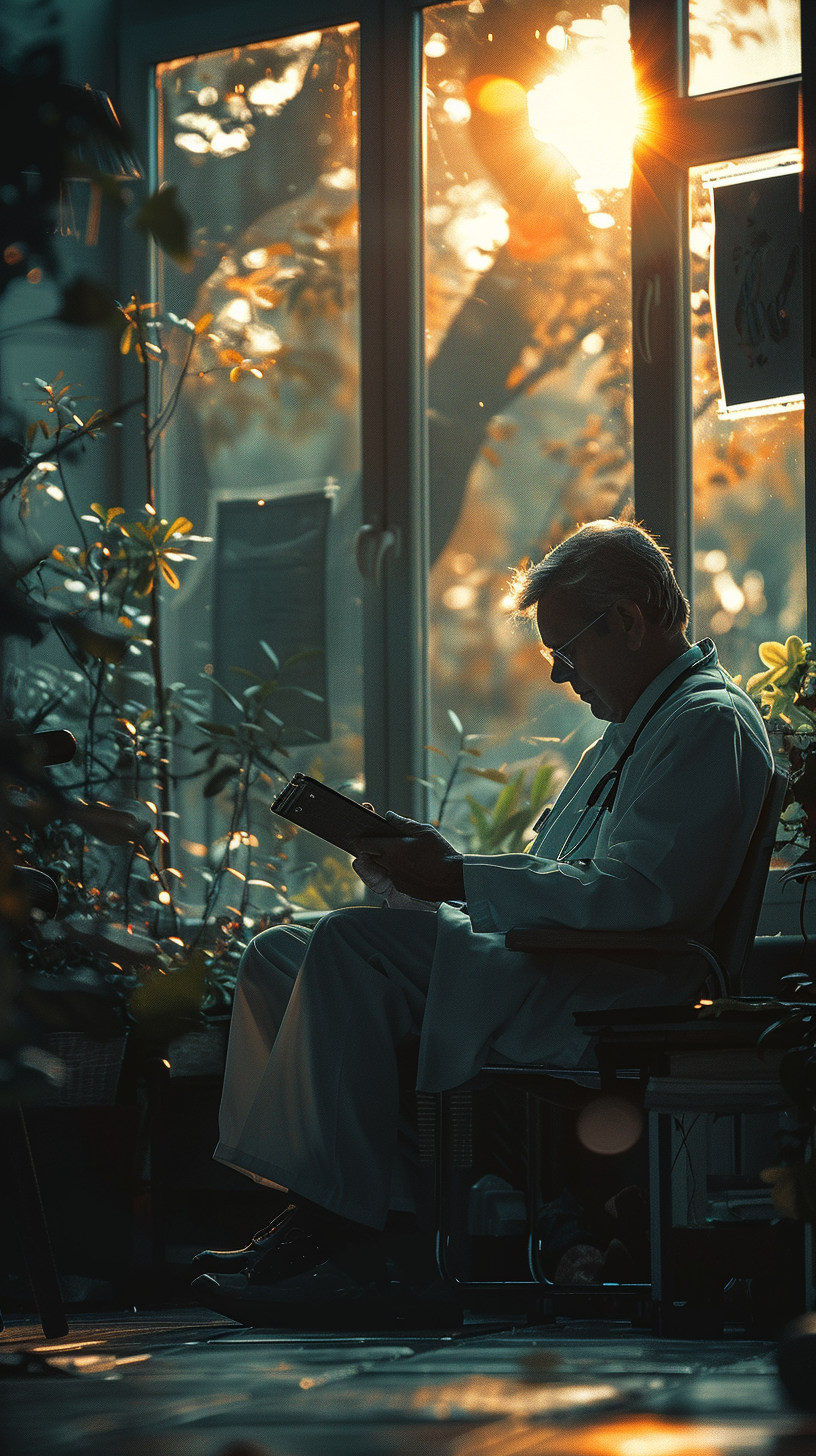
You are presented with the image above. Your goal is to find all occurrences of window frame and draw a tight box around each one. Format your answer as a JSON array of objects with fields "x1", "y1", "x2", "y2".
[
  {"x1": 119, "y1": 0, "x2": 431, "y2": 820},
  {"x1": 120, "y1": 0, "x2": 810, "y2": 830},
  {"x1": 629, "y1": 0, "x2": 801, "y2": 622}
]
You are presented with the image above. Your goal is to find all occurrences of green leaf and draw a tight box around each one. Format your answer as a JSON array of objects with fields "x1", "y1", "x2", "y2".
[
  {"x1": 58, "y1": 614, "x2": 129, "y2": 664},
  {"x1": 282, "y1": 648, "x2": 323, "y2": 669},
  {"x1": 203, "y1": 675, "x2": 244, "y2": 714},
  {"x1": 465, "y1": 796, "x2": 491, "y2": 843},
  {"x1": 195, "y1": 721, "x2": 237, "y2": 737},
  {"x1": 463, "y1": 766, "x2": 509, "y2": 784},
  {"x1": 259, "y1": 640, "x2": 280, "y2": 670},
  {"x1": 71, "y1": 802, "x2": 142, "y2": 846},
  {"x1": 493, "y1": 808, "x2": 536, "y2": 851},
  {"x1": 529, "y1": 763, "x2": 555, "y2": 811},
  {"x1": 487, "y1": 771, "x2": 524, "y2": 832},
  {"x1": 203, "y1": 764, "x2": 236, "y2": 798},
  {"x1": 133, "y1": 186, "x2": 192, "y2": 270},
  {"x1": 448, "y1": 708, "x2": 464, "y2": 737},
  {"x1": 278, "y1": 686, "x2": 324, "y2": 701},
  {"x1": 255, "y1": 749, "x2": 289, "y2": 770}
]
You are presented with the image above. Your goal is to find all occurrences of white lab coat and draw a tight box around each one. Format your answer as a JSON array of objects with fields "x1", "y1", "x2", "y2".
[{"x1": 416, "y1": 638, "x2": 773, "y2": 1088}]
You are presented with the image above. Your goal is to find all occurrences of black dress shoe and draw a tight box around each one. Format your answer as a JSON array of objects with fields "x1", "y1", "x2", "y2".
[
  {"x1": 191, "y1": 1260, "x2": 463, "y2": 1331},
  {"x1": 195, "y1": 1207, "x2": 375, "y2": 1288},
  {"x1": 191, "y1": 1227, "x2": 463, "y2": 1332},
  {"x1": 191, "y1": 1231, "x2": 396, "y2": 1330},
  {"x1": 192, "y1": 1204, "x2": 299, "y2": 1274},
  {"x1": 190, "y1": 1257, "x2": 395, "y2": 1331}
]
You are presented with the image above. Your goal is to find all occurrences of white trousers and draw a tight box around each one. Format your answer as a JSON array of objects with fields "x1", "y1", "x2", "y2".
[
  {"x1": 214, "y1": 904, "x2": 707, "y2": 1229},
  {"x1": 215, "y1": 908, "x2": 439, "y2": 1229}
]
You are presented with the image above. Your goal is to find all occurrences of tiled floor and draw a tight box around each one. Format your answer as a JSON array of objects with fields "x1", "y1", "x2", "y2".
[{"x1": 0, "y1": 1309, "x2": 811, "y2": 1456}]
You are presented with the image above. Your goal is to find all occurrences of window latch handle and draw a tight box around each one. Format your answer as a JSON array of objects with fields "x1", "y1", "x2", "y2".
[
  {"x1": 636, "y1": 271, "x2": 661, "y2": 364},
  {"x1": 354, "y1": 524, "x2": 400, "y2": 586}
]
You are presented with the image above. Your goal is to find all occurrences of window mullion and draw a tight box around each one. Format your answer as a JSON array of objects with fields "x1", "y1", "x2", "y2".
[
  {"x1": 631, "y1": 147, "x2": 692, "y2": 598},
  {"x1": 358, "y1": 1, "x2": 427, "y2": 818},
  {"x1": 629, "y1": 0, "x2": 690, "y2": 594},
  {"x1": 803, "y1": 2, "x2": 816, "y2": 640}
]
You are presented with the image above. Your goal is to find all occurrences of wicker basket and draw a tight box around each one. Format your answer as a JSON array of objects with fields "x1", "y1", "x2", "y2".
[{"x1": 40, "y1": 1032, "x2": 128, "y2": 1106}]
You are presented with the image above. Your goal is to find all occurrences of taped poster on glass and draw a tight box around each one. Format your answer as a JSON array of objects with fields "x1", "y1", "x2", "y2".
[{"x1": 708, "y1": 160, "x2": 803, "y2": 420}]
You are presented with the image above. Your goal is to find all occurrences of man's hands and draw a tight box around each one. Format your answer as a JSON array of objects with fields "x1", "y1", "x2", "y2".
[
  {"x1": 351, "y1": 852, "x2": 440, "y2": 912},
  {"x1": 351, "y1": 811, "x2": 466, "y2": 902}
]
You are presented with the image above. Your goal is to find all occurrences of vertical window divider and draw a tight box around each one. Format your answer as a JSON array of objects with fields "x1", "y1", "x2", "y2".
[
  {"x1": 409, "y1": 4, "x2": 431, "y2": 825},
  {"x1": 357, "y1": 2, "x2": 391, "y2": 818},
  {"x1": 677, "y1": 0, "x2": 690, "y2": 100},
  {"x1": 802, "y1": 4, "x2": 816, "y2": 640},
  {"x1": 359, "y1": 0, "x2": 429, "y2": 819},
  {"x1": 630, "y1": 0, "x2": 692, "y2": 598}
]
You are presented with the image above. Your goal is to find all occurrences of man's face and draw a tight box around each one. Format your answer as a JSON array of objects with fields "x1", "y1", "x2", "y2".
[{"x1": 535, "y1": 586, "x2": 623, "y2": 722}]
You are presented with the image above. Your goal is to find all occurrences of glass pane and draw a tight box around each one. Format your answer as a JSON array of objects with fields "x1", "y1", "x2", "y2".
[
  {"x1": 690, "y1": 153, "x2": 805, "y2": 690},
  {"x1": 155, "y1": 27, "x2": 365, "y2": 919},
  {"x1": 424, "y1": 1, "x2": 634, "y2": 850},
  {"x1": 689, "y1": 0, "x2": 800, "y2": 96}
]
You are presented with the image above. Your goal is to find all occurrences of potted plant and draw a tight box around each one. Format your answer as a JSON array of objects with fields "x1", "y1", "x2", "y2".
[
  {"x1": 740, "y1": 635, "x2": 816, "y2": 864},
  {"x1": 0, "y1": 39, "x2": 307, "y2": 1094},
  {"x1": 719, "y1": 636, "x2": 816, "y2": 1220}
]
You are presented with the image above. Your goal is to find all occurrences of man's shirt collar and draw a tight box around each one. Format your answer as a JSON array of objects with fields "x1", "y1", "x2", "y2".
[{"x1": 602, "y1": 638, "x2": 717, "y2": 754}]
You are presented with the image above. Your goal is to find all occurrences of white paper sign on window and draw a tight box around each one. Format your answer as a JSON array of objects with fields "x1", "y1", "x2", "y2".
[{"x1": 708, "y1": 160, "x2": 803, "y2": 421}]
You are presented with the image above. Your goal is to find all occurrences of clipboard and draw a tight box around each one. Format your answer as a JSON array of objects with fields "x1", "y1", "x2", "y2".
[{"x1": 270, "y1": 773, "x2": 409, "y2": 855}]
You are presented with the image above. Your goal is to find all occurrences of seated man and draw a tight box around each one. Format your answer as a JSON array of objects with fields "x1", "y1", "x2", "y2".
[{"x1": 192, "y1": 519, "x2": 773, "y2": 1326}]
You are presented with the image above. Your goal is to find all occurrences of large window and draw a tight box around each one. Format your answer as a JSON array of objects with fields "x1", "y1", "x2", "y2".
[{"x1": 123, "y1": 0, "x2": 807, "y2": 898}]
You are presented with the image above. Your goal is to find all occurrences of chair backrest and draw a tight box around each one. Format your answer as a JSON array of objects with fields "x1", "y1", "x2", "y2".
[{"x1": 708, "y1": 767, "x2": 788, "y2": 994}]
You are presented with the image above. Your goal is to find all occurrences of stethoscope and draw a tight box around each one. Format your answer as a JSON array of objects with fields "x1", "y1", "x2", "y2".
[
  {"x1": 534, "y1": 772, "x2": 616, "y2": 865},
  {"x1": 532, "y1": 647, "x2": 711, "y2": 864}
]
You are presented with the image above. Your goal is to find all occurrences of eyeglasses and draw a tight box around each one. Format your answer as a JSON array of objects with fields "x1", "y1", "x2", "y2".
[{"x1": 539, "y1": 608, "x2": 609, "y2": 673}]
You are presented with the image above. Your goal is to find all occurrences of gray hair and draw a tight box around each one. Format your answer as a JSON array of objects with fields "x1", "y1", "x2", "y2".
[{"x1": 512, "y1": 520, "x2": 689, "y2": 634}]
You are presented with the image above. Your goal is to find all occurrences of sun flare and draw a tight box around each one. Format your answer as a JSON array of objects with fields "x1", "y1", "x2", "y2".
[{"x1": 526, "y1": 4, "x2": 641, "y2": 194}]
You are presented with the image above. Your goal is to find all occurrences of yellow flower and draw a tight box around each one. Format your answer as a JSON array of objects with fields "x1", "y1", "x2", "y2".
[
  {"x1": 746, "y1": 636, "x2": 809, "y2": 695},
  {"x1": 759, "y1": 681, "x2": 816, "y2": 731}
]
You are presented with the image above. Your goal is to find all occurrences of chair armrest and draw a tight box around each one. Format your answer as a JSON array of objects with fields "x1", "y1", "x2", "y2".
[{"x1": 504, "y1": 926, "x2": 694, "y2": 956}]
